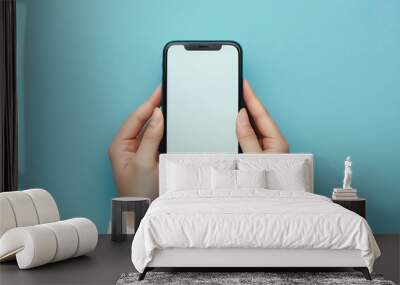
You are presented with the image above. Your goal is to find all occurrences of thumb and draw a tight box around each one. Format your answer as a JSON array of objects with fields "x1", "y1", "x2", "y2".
[
  {"x1": 136, "y1": 107, "x2": 164, "y2": 162},
  {"x1": 236, "y1": 108, "x2": 262, "y2": 153}
]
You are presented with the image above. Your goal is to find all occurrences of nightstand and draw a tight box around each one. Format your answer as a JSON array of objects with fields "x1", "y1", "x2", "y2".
[
  {"x1": 111, "y1": 197, "x2": 150, "y2": 242},
  {"x1": 332, "y1": 198, "x2": 366, "y2": 218}
]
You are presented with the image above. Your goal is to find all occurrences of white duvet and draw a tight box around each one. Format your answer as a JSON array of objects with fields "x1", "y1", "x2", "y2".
[{"x1": 131, "y1": 190, "x2": 380, "y2": 273}]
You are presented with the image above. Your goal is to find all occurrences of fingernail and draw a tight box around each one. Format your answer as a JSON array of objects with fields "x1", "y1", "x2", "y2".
[
  {"x1": 239, "y1": 108, "x2": 250, "y2": 126},
  {"x1": 149, "y1": 108, "x2": 162, "y2": 127}
]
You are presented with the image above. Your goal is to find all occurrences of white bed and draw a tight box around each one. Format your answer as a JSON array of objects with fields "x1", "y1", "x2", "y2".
[{"x1": 131, "y1": 154, "x2": 380, "y2": 280}]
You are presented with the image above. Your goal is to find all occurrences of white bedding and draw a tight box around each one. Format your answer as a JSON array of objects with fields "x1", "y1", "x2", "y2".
[{"x1": 131, "y1": 190, "x2": 380, "y2": 273}]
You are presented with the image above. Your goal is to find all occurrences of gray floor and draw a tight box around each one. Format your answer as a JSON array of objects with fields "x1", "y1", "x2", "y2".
[
  {"x1": 374, "y1": 235, "x2": 400, "y2": 284},
  {"x1": 0, "y1": 235, "x2": 399, "y2": 285}
]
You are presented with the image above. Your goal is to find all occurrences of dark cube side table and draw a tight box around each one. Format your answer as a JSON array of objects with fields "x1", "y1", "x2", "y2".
[
  {"x1": 332, "y1": 198, "x2": 366, "y2": 218},
  {"x1": 112, "y1": 197, "x2": 150, "y2": 242}
]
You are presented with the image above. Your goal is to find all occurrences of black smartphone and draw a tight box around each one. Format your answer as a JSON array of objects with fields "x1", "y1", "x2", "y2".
[{"x1": 160, "y1": 41, "x2": 243, "y2": 153}]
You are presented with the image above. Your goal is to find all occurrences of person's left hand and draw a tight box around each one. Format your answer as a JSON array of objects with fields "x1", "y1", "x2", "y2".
[{"x1": 108, "y1": 86, "x2": 163, "y2": 200}]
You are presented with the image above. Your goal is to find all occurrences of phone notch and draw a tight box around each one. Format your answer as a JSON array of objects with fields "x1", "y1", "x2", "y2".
[{"x1": 184, "y1": 43, "x2": 222, "y2": 51}]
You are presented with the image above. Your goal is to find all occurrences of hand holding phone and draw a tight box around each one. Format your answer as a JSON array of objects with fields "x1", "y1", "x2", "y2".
[
  {"x1": 236, "y1": 81, "x2": 289, "y2": 153},
  {"x1": 109, "y1": 41, "x2": 289, "y2": 198},
  {"x1": 108, "y1": 87, "x2": 163, "y2": 200},
  {"x1": 109, "y1": 81, "x2": 289, "y2": 199}
]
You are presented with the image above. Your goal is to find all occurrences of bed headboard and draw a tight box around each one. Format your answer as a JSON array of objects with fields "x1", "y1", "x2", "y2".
[{"x1": 159, "y1": 153, "x2": 314, "y2": 195}]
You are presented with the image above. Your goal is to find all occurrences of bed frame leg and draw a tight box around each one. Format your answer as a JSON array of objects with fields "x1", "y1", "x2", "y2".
[
  {"x1": 138, "y1": 268, "x2": 148, "y2": 281},
  {"x1": 354, "y1": 267, "x2": 371, "y2": 280}
]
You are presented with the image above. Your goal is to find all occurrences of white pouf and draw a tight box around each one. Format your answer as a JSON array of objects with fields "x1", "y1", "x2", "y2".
[
  {"x1": 0, "y1": 189, "x2": 98, "y2": 269},
  {"x1": 0, "y1": 218, "x2": 98, "y2": 269}
]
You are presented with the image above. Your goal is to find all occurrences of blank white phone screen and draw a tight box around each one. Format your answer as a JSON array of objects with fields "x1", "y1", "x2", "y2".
[{"x1": 167, "y1": 45, "x2": 238, "y2": 152}]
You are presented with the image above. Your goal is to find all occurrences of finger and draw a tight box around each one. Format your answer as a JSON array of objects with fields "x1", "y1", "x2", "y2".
[
  {"x1": 115, "y1": 86, "x2": 162, "y2": 141},
  {"x1": 236, "y1": 108, "x2": 262, "y2": 153},
  {"x1": 243, "y1": 80, "x2": 283, "y2": 139},
  {"x1": 136, "y1": 107, "x2": 164, "y2": 162}
]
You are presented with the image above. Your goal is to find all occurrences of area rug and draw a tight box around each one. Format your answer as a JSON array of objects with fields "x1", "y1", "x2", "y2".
[{"x1": 116, "y1": 271, "x2": 396, "y2": 285}]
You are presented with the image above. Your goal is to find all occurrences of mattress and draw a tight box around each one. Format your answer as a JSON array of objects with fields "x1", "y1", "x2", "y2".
[{"x1": 131, "y1": 189, "x2": 380, "y2": 273}]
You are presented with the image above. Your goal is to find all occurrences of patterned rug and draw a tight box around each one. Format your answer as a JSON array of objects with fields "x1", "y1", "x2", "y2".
[{"x1": 116, "y1": 271, "x2": 396, "y2": 285}]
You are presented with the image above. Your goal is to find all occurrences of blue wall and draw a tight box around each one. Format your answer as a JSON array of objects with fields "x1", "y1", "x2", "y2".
[{"x1": 16, "y1": 0, "x2": 400, "y2": 233}]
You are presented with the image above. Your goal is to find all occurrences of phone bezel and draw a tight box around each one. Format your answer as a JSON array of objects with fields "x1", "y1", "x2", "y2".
[{"x1": 160, "y1": 40, "x2": 244, "y2": 154}]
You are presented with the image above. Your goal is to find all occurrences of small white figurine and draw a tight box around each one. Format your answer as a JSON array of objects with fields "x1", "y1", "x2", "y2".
[{"x1": 343, "y1": 156, "x2": 352, "y2": 189}]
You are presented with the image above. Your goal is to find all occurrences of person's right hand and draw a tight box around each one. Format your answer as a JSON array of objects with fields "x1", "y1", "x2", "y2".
[{"x1": 236, "y1": 81, "x2": 289, "y2": 153}]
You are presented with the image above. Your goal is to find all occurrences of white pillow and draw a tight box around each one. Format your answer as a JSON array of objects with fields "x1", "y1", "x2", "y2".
[
  {"x1": 238, "y1": 159, "x2": 308, "y2": 191},
  {"x1": 167, "y1": 163, "x2": 211, "y2": 191},
  {"x1": 265, "y1": 163, "x2": 307, "y2": 191},
  {"x1": 211, "y1": 169, "x2": 268, "y2": 190},
  {"x1": 237, "y1": 169, "x2": 267, "y2": 189},
  {"x1": 166, "y1": 160, "x2": 235, "y2": 192},
  {"x1": 211, "y1": 168, "x2": 236, "y2": 190}
]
